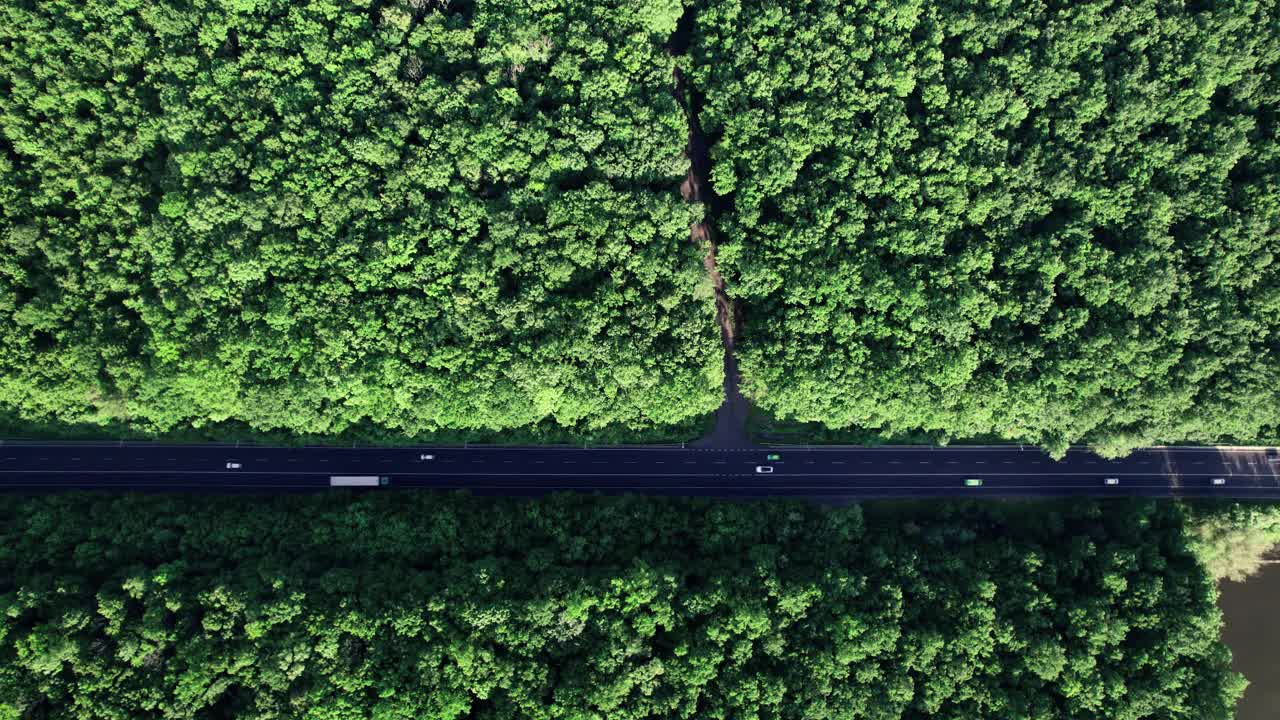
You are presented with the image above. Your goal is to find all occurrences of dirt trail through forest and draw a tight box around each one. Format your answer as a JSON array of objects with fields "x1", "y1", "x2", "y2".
[{"x1": 670, "y1": 21, "x2": 750, "y2": 448}]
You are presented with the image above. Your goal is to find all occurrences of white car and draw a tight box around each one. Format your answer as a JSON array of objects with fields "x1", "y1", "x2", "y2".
[
  {"x1": 755, "y1": 466, "x2": 774, "y2": 474},
  {"x1": 226, "y1": 462, "x2": 242, "y2": 470},
  {"x1": 1103, "y1": 477, "x2": 1120, "y2": 486},
  {"x1": 1211, "y1": 477, "x2": 1227, "y2": 486},
  {"x1": 419, "y1": 453, "x2": 435, "y2": 460}
]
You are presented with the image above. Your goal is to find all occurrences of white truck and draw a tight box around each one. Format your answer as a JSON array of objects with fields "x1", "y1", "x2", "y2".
[{"x1": 329, "y1": 476, "x2": 389, "y2": 487}]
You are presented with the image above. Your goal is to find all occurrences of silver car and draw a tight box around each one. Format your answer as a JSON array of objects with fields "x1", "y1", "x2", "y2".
[{"x1": 755, "y1": 466, "x2": 774, "y2": 474}]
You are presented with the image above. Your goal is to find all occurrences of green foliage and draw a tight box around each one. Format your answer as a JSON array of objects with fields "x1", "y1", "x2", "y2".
[
  {"x1": 1188, "y1": 501, "x2": 1280, "y2": 582},
  {"x1": 0, "y1": 494, "x2": 1245, "y2": 719},
  {"x1": 0, "y1": 0, "x2": 722, "y2": 439},
  {"x1": 692, "y1": 0, "x2": 1280, "y2": 455}
]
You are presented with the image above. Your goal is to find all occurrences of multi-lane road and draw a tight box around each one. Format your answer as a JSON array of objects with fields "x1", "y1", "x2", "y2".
[{"x1": 1, "y1": 442, "x2": 1279, "y2": 497}]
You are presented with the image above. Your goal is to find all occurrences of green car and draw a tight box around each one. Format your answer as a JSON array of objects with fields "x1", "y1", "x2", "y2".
[
  {"x1": 766, "y1": 453, "x2": 781, "y2": 461},
  {"x1": 964, "y1": 478, "x2": 984, "y2": 487}
]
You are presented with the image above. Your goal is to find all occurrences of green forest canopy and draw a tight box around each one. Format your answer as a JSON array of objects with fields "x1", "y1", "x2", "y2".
[
  {"x1": 692, "y1": 0, "x2": 1280, "y2": 455},
  {"x1": 0, "y1": 494, "x2": 1248, "y2": 719},
  {"x1": 0, "y1": 0, "x2": 722, "y2": 439},
  {"x1": 1, "y1": 0, "x2": 1278, "y2": 451}
]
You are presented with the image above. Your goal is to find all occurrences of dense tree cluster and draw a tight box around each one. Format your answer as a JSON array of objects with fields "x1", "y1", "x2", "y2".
[
  {"x1": 691, "y1": 0, "x2": 1280, "y2": 455},
  {"x1": 4, "y1": 0, "x2": 1279, "y2": 452},
  {"x1": 1188, "y1": 501, "x2": 1280, "y2": 582},
  {"x1": 0, "y1": 0, "x2": 722, "y2": 437},
  {"x1": 0, "y1": 494, "x2": 1243, "y2": 719}
]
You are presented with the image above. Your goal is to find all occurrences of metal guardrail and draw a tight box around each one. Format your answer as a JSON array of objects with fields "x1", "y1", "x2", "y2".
[
  {"x1": 755, "y1": 441, "x2": 1280, "y2": 452},
  {"x1": 0, "y1": 438, "x2": 695, "y2": 450},
  {"x1": 1, "y1": 438, "x2": 1274, "y2": 452}
]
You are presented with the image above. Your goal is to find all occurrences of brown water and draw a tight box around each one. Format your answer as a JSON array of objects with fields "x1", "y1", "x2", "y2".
[{"x1": 1219, "y1": 562, "x2": 1280, "y2": 719}]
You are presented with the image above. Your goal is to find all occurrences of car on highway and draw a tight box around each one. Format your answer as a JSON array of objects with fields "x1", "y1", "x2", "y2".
[
  {"x1": 755, "y1": 466, "x2": 774, "y2": 474},
  {"x1": 766, "y1": 453, "x2": 781, "y2": 461},
  {"x1": 1212, "y1": 477, "x2": 1227, "y2": 486},
  {"x1": 419, "y1": 453, "x2": 435, "y2": 460},
  {"x1": 226, "y1": 462, "x2": 241, "y2": 470},
  {"x1": 964, "y1": 478, "x2": 983, "y2": 487},
  {"x1": 1104, "y1": 477, "x2": 1120, "y2": 486}
]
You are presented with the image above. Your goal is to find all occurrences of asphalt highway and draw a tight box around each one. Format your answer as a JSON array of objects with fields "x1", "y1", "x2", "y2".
[{"x1": 1, "y1": 442, "x2": 1279, "y2": 497}]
